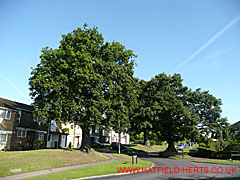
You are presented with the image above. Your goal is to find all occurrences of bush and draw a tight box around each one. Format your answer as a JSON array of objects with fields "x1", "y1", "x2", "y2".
[
  {"x1": 199, "y1": 143, "x2": 207, "y2": 148},
  {"x1": 224, "y1": 141, "x2": 240, "y2": 151},
  {"x1": 197, "y1": 147, "x2": 216, "y2": 158},
  {"x1": 195, "y1": 140, "x2": 240, "y2": 159},
  {"x1": 150, "y1": 140, "x2": 155, "y2": 146},
  {"x1": 197, "y1": 147, "x2": 240, "y2": 159},
  {"x1": 155, "y1": 141, "x2": 164, "y2": 145},
  {"x1": 34, "y1": 140, "x2": 45, "y2": 149},
  {"x1": 214, "y1": 151, "x2": 232, "y2": 159},
  {"x1": 62, "y1": 128, "x2": 69, "y2": 134}
]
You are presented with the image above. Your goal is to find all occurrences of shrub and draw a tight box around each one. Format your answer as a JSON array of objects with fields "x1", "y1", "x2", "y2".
[
  {"x1": 214, "y1": 151, "x2": 231, "y2": 159},
  {"x1": 197, "y1": 147, "x2": 240, "y2": 159},
  {"x1": 224, "y1": 141, "x2": 240, "y2": 151},
  {"x1": 197, "y1": 147, "x2": 216, "y2": 158},
  {"x1": 155, "y1": 141, "x2": 164, "y2": 145},
  {"x1": 62, "y1": 128, "x2": 69, "y2": 134},
  {"x1": 199, "y1": 143, "x2": 207, "y2": 148},
  {"x1": 34, "y1": 140, "x2": 45, "y2": 149},
  {"x1": 150, "y1": 140, "x2": 155, "y2": 146}
]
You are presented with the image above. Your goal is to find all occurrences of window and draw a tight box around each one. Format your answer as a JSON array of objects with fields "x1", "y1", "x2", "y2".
[
  {"x1": 0, "y1": 109, "x2": 11, "y2": 120},
  {"x1": 0, "y1": 134, "x2": 7, "y2": 144},
  {"x1": 17, "y1": 111, "x2": 21, "y2": 123},
  {"x1": 50, "y1": 120, "x2": 56, "y2": 132},
  {"x1": 37, "y1": 132, "x2": 45, "y2": 141},
  {"x1": 17, "y1": 129, "x2": 26, "y2": 138},
  {"x1": 105, "y1": 137, "x2": 109, "y2": 142},
  {"x1": 95, "y1": 129, "x2": 99, "y2": 134},
  {"x1": 34, "y1": 116, "x2": 42, "y2": 122}
]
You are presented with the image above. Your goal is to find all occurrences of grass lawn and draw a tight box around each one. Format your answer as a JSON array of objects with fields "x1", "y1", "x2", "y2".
[
  {"x1": 111, "y1": 153, "x2": 132, "y2": 159},
  {"x1": 152, "y1": 145, "x2": 167, "y2": 151},
  {"x1": 128, "y1": 144, "x2": 167, "y2": 153},
  {"x1": 0, "y1": 149, "x2": 109, "y2": 177},
  {"x1": 27, "y1": 158, "x2": 153, "y2": 180},
  {"x1": 194, "y1": 159, "x2": 240, "y2": 165},
  {"x1": 170, "y1": 155, "x2": 240, "y2": 165}
]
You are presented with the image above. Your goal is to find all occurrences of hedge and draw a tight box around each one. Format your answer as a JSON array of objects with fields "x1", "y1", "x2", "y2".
[{"x1": 197, "y1": 147, "x2": 240, "y2": 159}]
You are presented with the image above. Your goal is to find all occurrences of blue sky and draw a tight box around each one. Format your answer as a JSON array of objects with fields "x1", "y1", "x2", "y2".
[{"x1": 0, "y1": 0, "x2": 240, "y2": 124}]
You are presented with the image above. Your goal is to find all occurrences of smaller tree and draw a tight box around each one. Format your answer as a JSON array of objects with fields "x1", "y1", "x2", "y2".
[
  {"x1": 190, "y1": 89, "x2": 229, "y2": 141},
  {"x1": 131, "y1": 80, "x2": 154, "y2": 147},
  {"x1": 101, "y1": 42, "x2": 137, "y2": 153},
  {"x1": 149, "y1": 73, "x2": 199, "y2": 153}
]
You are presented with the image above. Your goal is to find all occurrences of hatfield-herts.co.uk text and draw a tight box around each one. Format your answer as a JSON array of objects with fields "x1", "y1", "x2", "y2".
[{"x1": 117, "y1": 166, "x2": 238, "y2": 174}]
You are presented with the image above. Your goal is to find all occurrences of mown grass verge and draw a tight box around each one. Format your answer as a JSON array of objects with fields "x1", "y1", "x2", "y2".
[
  {"x1": 27, "y1": 159, "x2": 153, "y2": 180},
  {"x1": 0, "y1": 149, "x2": 109, "y2": 177},
  {"x1": 127, "y1": 144, "x2": 167, "y2": 153}
]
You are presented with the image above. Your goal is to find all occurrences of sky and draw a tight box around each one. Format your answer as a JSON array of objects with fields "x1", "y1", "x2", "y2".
[{"x1": 0, "y1": 0, "x2": 240, "y2": 124}]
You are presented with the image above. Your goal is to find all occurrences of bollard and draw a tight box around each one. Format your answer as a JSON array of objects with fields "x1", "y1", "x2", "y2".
[{"x1": 132, "y1": 155, "x2": 138, "y2": 165}]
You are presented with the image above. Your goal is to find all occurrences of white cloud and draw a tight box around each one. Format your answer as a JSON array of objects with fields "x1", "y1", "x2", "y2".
[
  {"x1": 0, "y1": 75, "x2": 26, "y2": 98},
  {"x1": 175, "y1": 14, "x2": 240, "y2": 72},
  {"x1": 181, "y1": 49, "x2": 230, "y2": 74}
]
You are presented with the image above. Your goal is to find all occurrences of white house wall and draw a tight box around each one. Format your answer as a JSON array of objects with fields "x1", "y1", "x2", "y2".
[{"x1": 109, "y1": 131, "x2": 130, "y2": 144}]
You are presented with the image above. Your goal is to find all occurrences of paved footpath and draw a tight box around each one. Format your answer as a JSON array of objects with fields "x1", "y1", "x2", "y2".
[{"x1": 0, "y1": 153, "x2": 122, "y2": 180}]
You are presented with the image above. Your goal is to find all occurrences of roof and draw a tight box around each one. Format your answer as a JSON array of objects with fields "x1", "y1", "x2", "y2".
[
  {"x1": 230, "y1": 121, "x2": 240, "y2": 129},
  {"x1": 0, "y1": 97, "x2": 34, "y2": 112}
]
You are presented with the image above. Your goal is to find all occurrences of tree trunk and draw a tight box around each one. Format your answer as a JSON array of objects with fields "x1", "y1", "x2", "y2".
[
  {"x1": 144, "y1": 130, "x2": 150, "y2": 147},
  {"x1": 80, "y1": 124, "x2": 90, "y2": 152},
  {"x1": 165, "y1": 140, "x2": 177, "y2": 153}
]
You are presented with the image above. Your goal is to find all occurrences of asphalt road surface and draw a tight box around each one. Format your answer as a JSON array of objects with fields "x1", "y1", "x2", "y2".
[{"x1": 91, "y1": 152, "x2": 240, "y2": 180}]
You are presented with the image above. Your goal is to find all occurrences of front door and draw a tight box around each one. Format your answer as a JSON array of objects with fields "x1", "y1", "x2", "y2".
[
  {"x1": 60, "y1": 135, "x2": 66, "y2": 148},
  {"x1": 26, "y1": 131, "x2": 35, "y2": 150}
]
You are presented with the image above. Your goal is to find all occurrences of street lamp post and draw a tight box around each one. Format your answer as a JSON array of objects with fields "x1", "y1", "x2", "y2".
[{"x1": 118, "y1": 120, "x2": 121, "y2": 154}]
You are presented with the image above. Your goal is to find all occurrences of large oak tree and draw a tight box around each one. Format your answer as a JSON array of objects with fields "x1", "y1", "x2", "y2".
[{"x1": 29, "y1": 24, "x2": 136, "y2": 151}]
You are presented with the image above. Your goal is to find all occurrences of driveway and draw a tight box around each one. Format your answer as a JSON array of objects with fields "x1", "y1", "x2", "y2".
[{"x1": 91, "y1": 152, "x2": 240, "y2": 180}]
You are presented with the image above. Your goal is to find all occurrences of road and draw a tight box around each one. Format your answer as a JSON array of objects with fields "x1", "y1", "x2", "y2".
[{"x1": 91, "y1": 152, "x2": 240, "y2": 180}]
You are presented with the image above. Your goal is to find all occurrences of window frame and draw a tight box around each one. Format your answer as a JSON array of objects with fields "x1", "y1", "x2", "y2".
[
  {"x1": 0, "y1": 133, "x2": 8, "y2": 146},
  {"x1": 0, "y1": 109, "x2": 11, "y2": 120},
  {"x1": 37, "y1": 132, "x2": 45, "y2": 141},
  {"x1": 17, "y1": 129, "x2": 27, "y2": 138},
  {"x1": 16, "y1": 111, "x2": 21, "y2": 123}
]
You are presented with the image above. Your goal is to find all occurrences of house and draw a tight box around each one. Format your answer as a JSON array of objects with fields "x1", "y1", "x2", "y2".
[
  {"x1": 230, "y1": 121, "x2": 240, "y2": 139},
  {"x1": 90, "y1": 127, "x2": 130, "y2": 144},
  {"x1": 63, "y1": 125, "x2": 130, "y2": 149},
  {"x1": 0, "y1": 97, "x2": 67, "y2": 151},
  {"x1": 99, "y1": 128, "x2": 110, "y2": 143},
  {"x1": 46, "y1": 120, "x2": 68, "y2": 149},
  {"x1": 61, "y1": 122, "x2": 82, "y2": 148},
  {"x1": 0, "y1": 97, "x2": 48, "y2": 150},
  {"x1": 108, "y1": 130, "x2": 130, "y2": 144},
  {"x1": 0, "y1": 96, "x2": 130, "y2": 150}
]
